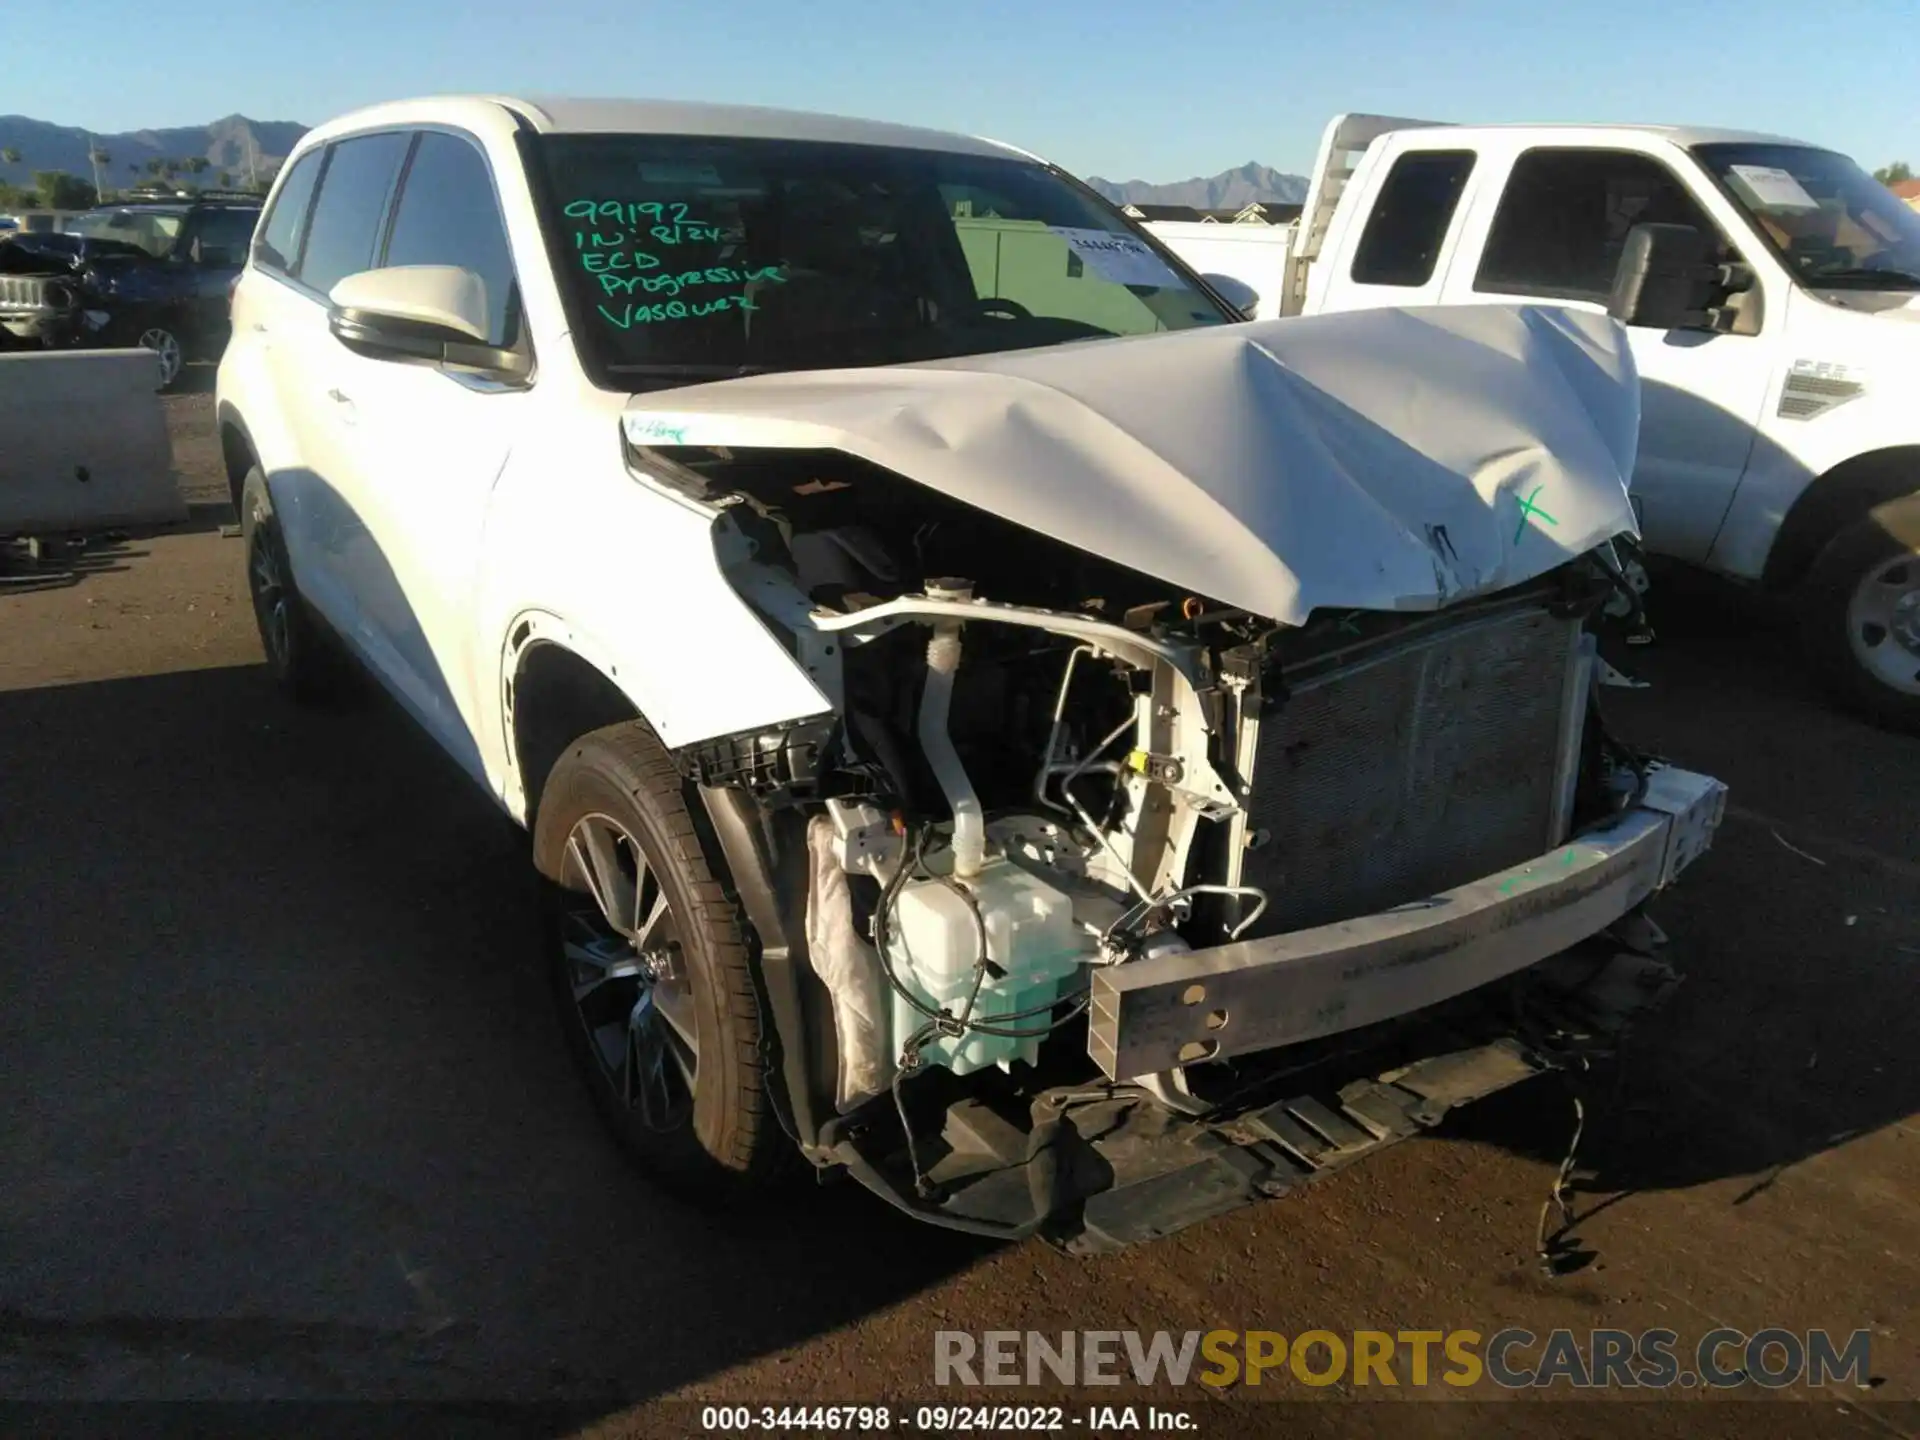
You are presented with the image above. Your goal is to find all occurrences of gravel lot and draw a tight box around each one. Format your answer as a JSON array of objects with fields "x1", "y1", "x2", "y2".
[{"x1": 2, "y1": 383, "x2": 1916, "y2": 1437}]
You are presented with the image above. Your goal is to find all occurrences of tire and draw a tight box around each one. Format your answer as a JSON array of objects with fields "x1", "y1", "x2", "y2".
[
  {"x1": 1800, "y1": 512, "x2": 1920, "y2": 734},
  {"x1": 532, "y1": 721, "x2": 790, "y2": 1198},
  {"x1": 240, "y1": 465, "x2": 341, "y2": 703}
]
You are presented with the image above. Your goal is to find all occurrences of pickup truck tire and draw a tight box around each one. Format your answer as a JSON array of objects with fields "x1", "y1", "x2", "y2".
[
  {"x1": 240, "y1": 465, "x2": 342, "y2": 703},
  {"x1": 533, "y1": 723, "x2": 790, "y2": 1198},
  {"x1": 1802, "y1": 511, "x2": 1920, "y2": 734}
]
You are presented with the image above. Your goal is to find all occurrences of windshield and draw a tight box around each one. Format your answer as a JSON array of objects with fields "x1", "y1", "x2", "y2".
[
  {"x1": 63, "y1": 208, "x2": 185, "y2": 260},
  {"x1": 1694, "y1": 143, "x2": 1920, "y2": 290},
  {"x1": 533, "y1": 134, "x2": 1232, "y2": 386}
]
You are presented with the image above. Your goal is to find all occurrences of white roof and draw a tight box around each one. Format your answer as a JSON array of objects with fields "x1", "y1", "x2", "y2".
[
  {"x1": 304, "y1": 93, "x2": 1029, "y2": 162},
  {"x1": 1421, "y1": 121, "x2": 1820, "y2": 150}
]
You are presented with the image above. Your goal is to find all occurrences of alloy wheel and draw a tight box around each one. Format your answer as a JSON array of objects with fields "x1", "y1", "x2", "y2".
[
  {"x1": 559, "y1": 813, "x2": 699, "y2": 1131},
  {"x1": 247, "y1": 528, "x2": 292, "y2": 671},
  {"x1": 136, "y1": 326, "x2": 182, "y2": 388}
]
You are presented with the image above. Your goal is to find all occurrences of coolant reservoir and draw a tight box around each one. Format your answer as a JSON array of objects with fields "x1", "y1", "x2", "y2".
[{"x1": 889, "y1": 858, "x2": 1084, "y2": 1075}]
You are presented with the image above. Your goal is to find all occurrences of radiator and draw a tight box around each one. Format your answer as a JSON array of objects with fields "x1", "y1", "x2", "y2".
[{"x1": 1236, "y1": 604, "x2": 1587, "y2": 936}]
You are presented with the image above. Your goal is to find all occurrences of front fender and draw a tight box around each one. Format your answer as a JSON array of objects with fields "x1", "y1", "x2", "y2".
[{"x1": 474, "y1": 435, "x2": 835, "y2": 817}]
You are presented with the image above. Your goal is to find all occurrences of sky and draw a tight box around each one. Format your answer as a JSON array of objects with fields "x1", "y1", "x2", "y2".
[{"x1": 5, "y1": 0, "x2": 1916, "y2": 181}]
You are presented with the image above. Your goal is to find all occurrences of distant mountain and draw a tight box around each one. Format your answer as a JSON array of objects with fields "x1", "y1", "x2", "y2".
[
  {"x1": 1085, "y1": 162, "x2": 1309, "y2": 211},
  {"x1": 0, "y1": 114, "x2": 309, "y2": 193}
]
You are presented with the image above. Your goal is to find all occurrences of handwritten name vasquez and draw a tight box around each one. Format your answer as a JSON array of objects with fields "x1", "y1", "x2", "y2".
[{"x1": 597, "y1": 295, "x2": 765, "y2": 328}]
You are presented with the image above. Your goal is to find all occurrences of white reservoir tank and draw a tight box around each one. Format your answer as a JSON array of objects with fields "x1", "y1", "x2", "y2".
[{"x1": 888, "y1": 858, "x2": 1084, "y2": 1074}]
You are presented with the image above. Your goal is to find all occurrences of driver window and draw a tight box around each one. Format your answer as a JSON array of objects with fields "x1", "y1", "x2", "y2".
[
  {"x1": 1475, "y1": 148, "x2": 1728, "y2": 303},
  {"x1": 381, "y1": 130, "x2": 521, "y2": 348}
]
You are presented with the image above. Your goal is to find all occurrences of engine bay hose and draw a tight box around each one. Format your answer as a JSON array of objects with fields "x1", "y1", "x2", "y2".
[{"x1": 919, "y1": 620, "x2": 986, "y2": 879}]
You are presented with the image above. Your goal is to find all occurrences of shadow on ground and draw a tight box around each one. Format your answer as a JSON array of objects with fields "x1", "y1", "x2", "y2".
[
  {"x1": 1445, "y1": 560, "x2": 1920, "y2": 1228},
  {"x1": 0, "y1": 663, "x2": 991, "y2": 1413},
  {"x1": 2, "y1": 561, "x2": 1917, "y2": 1420}
]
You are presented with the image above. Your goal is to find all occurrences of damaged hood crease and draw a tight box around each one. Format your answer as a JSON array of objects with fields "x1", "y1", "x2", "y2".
[{"x1": 624, "y1": 304, "x2": 1642, "y2": 625}]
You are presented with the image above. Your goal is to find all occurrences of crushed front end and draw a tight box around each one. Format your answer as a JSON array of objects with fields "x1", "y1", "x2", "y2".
[
  {"x1": 0, "y1": 263, "x2": 88, "y2": 348},
  {"x1": 624, "y1": 306, "x2": 1728, "y2": 1251},
  {"x1": 0, "y1": 232, "x2": 152, "y2": 351}
]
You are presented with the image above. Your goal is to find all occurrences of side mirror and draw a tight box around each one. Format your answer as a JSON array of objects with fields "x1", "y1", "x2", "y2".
[
  {"x1": 1607, "y1": 223, "x2": 1751, "y2": 333},
  {"x1": 1200, "y1": 272, "x2": 1259, "y2": 318},
  {"x1": 327, "y1": 265, "x2": 527, "y2": 379}
]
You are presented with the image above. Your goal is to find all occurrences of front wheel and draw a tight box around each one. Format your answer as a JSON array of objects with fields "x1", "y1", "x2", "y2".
[
  {"x1": 1801, "y1": 513, "x2": 1920, "y2": 734},
  {"x1": 531, "y1": 722, "x2": 792, "y2": 1198}
]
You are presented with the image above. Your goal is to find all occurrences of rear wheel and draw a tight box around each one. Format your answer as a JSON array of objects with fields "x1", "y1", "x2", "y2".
[
  {"x1": 240, "y1": 465, "x2": 340, "y2": 703},
  {"x1": 532, "y1": 722, "x2": 790, "y2": 1197},
  {"x1": 1802, "y1": 513, "x2": 1920, "y2": 734}
]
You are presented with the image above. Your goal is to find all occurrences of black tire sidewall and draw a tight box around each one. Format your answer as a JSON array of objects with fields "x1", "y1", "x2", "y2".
[
  {"x1": 532, "y1": 727, "x2": 776, "y2": 1194},
  {"x1": 240, "y1": 465, "x2": 332, "y2": 701},
  {"x1": 1802, "y1": 515, "x2": 1920, "y2": 734}
]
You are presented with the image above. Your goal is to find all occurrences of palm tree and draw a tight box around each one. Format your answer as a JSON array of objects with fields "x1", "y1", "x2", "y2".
[
  {"x1": 1, "y1": 147, "x2": 21, "y2": 166},
  {"x1": 217, "y1": 170, "x2": 232, "y2": 188}
]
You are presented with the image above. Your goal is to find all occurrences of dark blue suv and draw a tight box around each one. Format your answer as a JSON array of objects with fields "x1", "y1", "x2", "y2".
[{"x1": 0, "y1": 194, "x2": 260, "y2": 389}]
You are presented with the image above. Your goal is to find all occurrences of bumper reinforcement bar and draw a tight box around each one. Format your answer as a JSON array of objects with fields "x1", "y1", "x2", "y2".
[{"x1": 1089, "y1": 765, "x2": 1726, "y2": 1080}]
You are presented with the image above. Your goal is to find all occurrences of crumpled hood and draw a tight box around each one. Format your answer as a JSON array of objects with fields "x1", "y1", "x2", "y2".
[{"x1": 622, "y1": 303, "x2": 1641, "y2": 626}]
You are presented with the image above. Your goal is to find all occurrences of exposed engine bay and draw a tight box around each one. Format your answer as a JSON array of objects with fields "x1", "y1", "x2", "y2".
[
  {"x1": 638, "y1": 438, "x2": 1717, "y2": 1248},
  {"x1": 610, "y1": 305, "x2": 1728, "y2": 1248}
]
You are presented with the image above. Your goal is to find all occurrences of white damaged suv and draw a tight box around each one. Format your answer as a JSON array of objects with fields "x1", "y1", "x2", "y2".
[{"x1": 217, "y1": 95, "x2": 1728, "y2": 1252}]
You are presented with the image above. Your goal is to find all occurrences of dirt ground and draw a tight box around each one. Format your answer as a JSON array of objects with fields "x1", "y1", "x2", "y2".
[{"x1": 2, "y1": 383, "x2": 1916, "y2": 1439}]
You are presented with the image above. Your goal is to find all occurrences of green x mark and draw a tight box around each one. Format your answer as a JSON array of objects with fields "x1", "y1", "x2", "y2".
[
  {"x1": 1513, "y1": 484, "x2": 1560, "y2": 544},
  {"x1": 1499, "y1": 849, "x2": 1581, "y2": 895}
]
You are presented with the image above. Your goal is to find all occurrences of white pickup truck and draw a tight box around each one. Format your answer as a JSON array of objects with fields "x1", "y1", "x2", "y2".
[{"x1": 1149, "y1": 115, "x2": 1920, "y2": 731}]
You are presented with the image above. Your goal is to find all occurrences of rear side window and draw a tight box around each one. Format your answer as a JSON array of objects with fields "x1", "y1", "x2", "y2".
[
  {"x1": 381, "y1": 131, "x2": 520, "y2": 347},
  {"x1": 1475, "y1": 148, "x2": 1720, "y2": 302},
  {"x1": 298, "y1": 132, "x2": 410, "y2": 297},
  {"x1": 1350, "y1": 150, "x2": 1476, "y2": 287},
  {"x1": 191, "y1": 207, "x2": 258, "y2": 263},
  {"x1": 254, "y1": 150, "x2": 322, "y2": 273}
]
